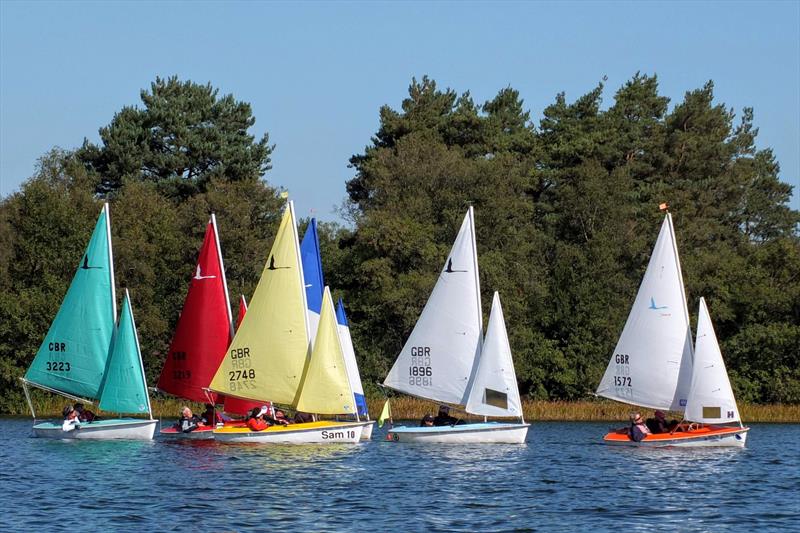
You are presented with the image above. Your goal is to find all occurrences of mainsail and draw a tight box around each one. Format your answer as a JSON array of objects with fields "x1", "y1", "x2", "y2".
[
  {"x1": 98, "y1": 290, "x2": 152, "y2": 416},
  {"x1": 596, "y1": 213, "x2": 693, "y2": 412},
  {"x1": 24, "y1": 204, "x2": 116, "y2": 400},
  {"x1": 157, "y1": 215, "x2": 233, "y2": 404},
  {"x1": 383, "y1": 207, "x2": 483, "y2": 406},
  {"x1": 685, "y1": 298, "x2": 740, "y2": 424},
  {"x1": 300, "y1": 218, "x2": 324, "y2": 342},
  {"x1": 295, "y1": 286, "x2": 356, "y2": 415},
  {"x1": 208, "y1": 202, "x2": 310, "y2": 406},
  {"x1": 465, "y1": 292, "x2": 523, "y2": 418}
]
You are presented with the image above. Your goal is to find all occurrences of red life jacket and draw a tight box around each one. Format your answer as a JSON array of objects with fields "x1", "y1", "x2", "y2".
[{"x1": 247, "y1": 418, "x2": 269, "y2": 431}]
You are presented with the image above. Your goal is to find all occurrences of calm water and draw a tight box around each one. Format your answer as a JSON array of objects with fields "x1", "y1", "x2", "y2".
[{"x1": 1, "y1": 419, "x2": 798, "y2": 532}]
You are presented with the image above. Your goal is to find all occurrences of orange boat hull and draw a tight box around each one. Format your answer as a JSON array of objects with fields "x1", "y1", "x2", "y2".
[{"x1": 603, "y1": 424, "x2": 749, "y2": 447}]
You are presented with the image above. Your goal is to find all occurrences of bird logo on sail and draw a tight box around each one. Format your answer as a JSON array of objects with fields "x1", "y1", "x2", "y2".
[
  {"x1": 444, "y1": 258, "x2": 467, "y2": 274},
  {"x1": 193, "y1": 265, "x2": 217, "y2": 280},
  {"x1": 267, "y1": 256, "x2": 290, "y2": 271},
  {"x1": 80, "y1": 256, "x2": 101, "y2": 270},
  {"x1": 648, "y1": 297, "x2": 668, "y2": 310}
]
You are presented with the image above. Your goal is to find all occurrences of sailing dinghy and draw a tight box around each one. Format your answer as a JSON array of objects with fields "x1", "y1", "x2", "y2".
[
  {"x1": 21, "y1": 204, "x2": 157, "y2": 440},
  {"x1": 209, "y1": 202, "x2": 371, "y2": 443},
  {"x1": 300, "y1": 219, "x2": 373, "y2": 439},
  {"x1": 383, "y1": 207, "x2": 529, "y2": 443},
  {"x1": 157, "y1": 215, "x2": 246, "y2": 439},
  {"x1": 597, "y1": 212, "x2": 748, "y2": 447}
]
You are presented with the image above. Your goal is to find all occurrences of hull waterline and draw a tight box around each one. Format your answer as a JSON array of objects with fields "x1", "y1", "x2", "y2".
[
  {"x1": 33, "y1": 419, "x2": 157, "y2": 441},
  {"x1": 387, "y1": 422, "x2": 530, "y2": 444},
  {"x1": 603, "y1": 425, "x2": 749, "y2": 448},
  {"x1": 213, "y1": 420, "x2": 371, "y2": 444}
]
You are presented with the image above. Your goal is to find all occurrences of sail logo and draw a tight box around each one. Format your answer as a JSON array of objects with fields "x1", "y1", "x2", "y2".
[
  {"x1": 648, "y1": 297, "x2": 667, "y2": 310},
  {"x1": 193, "y1": 265, "x2": 216, "y2": 280},
  {"x1": 267, "y1": 256, "x2": 290, "y2": 271},
  {"x1": 80, "y1": 256, "x2": 101, "y2": 270},
  {"x1": 444, "y1": 258, "x2": 467, "y2": 273}
]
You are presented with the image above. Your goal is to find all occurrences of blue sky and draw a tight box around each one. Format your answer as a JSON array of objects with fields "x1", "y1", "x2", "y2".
[{"x1": 1, "y1": 1, "x2": 798, "y2": 222}]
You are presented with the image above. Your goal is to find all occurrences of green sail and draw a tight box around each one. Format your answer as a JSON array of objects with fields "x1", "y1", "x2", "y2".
[
  {"x1": 98, "y1": 291, "x2": 151, "y2": 416},
  {"x1": 24, "y1": 206, "x2": 115, "y2": 399}
]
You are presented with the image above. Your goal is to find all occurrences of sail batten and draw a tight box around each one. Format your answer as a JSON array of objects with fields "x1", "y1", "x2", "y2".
[{"x1": 595, "y1": 214, "x2": 693, "y2": 412}]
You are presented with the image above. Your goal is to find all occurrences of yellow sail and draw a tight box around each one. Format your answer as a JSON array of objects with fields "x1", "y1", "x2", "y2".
[
  {"x1": 295, "y1": 286, "x2": 356, "y2": 415},
  {"x1": 209, "y1": 202, "x2": 309, "y2": 405}
]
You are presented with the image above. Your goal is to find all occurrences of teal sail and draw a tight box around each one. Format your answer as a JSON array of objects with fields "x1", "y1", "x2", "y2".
[
  {"x1": 98, "y1": 290, "x2": 152, "y2": 416},
  {"x1": 24, "y1": 205, "x2": 116, "y2": 399}
]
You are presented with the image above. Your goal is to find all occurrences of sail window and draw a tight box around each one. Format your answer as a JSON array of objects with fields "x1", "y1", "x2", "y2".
[
  {"x1": 702, "y1": 406, "x2": 721, "y2": 419},
  {"x1": 484, "y1": 388, "x2": 508, "y2": 409}
]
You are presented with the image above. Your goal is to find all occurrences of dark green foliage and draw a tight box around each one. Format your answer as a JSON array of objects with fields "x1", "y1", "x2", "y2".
[
  {"x1": 0, "y1": 74, "x2": 797, "y2": 411},
  {"x1": 340, "y1": 74, "x2": 799, "y2": 403}
]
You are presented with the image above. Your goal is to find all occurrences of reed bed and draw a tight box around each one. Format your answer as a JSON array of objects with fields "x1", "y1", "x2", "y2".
[{"x1": 9, "y1": 391, "x2": 800, "y2": 423}]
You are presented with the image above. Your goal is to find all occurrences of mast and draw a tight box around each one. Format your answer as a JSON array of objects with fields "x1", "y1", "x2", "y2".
[
  {"x1": 666, "y1": 212, "x2": 694, "y2": 361},
  {"x1": 211, "y1": 213, "x2": 235, "y2": 339},
  {"x1": 105, "y1": 203, "x2": 117, "y2": 323}
]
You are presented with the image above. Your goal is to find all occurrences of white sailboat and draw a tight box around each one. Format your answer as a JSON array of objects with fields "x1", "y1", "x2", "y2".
[
  {"x1": 597, "y1": 212, "x2": 748, "y2": 447},
  {"x1": 384, "y1": 207, "x2": 530, "y2": 443},
  {"x1": 209, "y1": 202, "x2": 371, "y2": 443}
]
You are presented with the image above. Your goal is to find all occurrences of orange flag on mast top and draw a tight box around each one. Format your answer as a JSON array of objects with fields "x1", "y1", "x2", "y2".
[{"x1": 659, "y1": 202, "x2": 669, "y2": 211}]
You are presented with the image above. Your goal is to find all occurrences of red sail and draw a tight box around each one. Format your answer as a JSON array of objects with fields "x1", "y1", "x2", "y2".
[
  {"x1": 157, "y1": 218, "x2": 233, "y2": 404},
  {"x1": 224, "y1": 295, "x2": 262, "y2": 415}
]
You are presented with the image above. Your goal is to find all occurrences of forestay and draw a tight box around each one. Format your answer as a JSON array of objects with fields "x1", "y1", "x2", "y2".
[
  {"x1": 295, "y1": 287, "x2": 356, "y2": 415},
  {"x1": 383, "y1": 208, "x2": 483, "y2": 406},
  {"x1": 685, "y1": 298, "x2": 740, "y2": 424},
  {"x1": 596, "y1": 214, "x2": 693, "y2": 412},
  {"x1": 98, "y1": 290, "x2": 152, "y2": 416},
  {"x1": 24, "y1": 205, "x2": 115, "y2": 400},
  {"x1": 465, "y1": 292, "x2": 523, "y2": 418},
  {"x1": 209, "y1": 202, "x2": 310, "y2": 406}
]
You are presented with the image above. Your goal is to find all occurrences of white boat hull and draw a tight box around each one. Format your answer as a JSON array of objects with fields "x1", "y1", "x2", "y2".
[
  {"x1": 360, "y1": 421, "x2": 374, "y2": 440},
  {"x1": 387, "y1": 422, "x2": 530, "y2": 443},
  {"x1": 214, "y1": 420, "x2": 371, "y2": 444},
  {"x1": 32, "y1": 419, "x2": 157, "y2": 441}
]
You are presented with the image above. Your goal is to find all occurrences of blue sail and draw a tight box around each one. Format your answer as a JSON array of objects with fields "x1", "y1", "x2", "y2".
[
  {"x1": 98, "y1": 290, "x2": 151, "y2": 416},
  {"x1": 300, "y1": 218, "x2": 324, "y2": 340},
  {"x1": 24, "y1": 205, "x2": 115, "y2": 399},
  {"x1": 337, "y1": 298, "x2": 368, "y2": 417}
]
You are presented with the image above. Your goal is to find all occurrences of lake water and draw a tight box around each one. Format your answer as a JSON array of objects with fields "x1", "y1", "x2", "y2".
[{"x1": 1, "y1": 419, "x2": 798, "y2": 532}]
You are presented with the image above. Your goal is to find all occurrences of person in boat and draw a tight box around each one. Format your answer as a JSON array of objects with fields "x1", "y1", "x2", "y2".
[
  {"x1": 294, "y1": 411, "x2": 313, "y2": 424},
  {"x1": 646, "y1": 410, "x2": 677, "y2": 434},
  {"x1": 61, "y1": 405, "x2": 82, "y2": 432},
  {"x1": 200, "y1": 403, "x2": 223, "y2": 426},
  {"x1": 73, "y1": 402, "x2": 97, "y2": 423},
  {"x1": 628, "y1": 412, "x2": 652, "y2": 442},
  {"x1": 273, "y1": 409, "x2": 291, "y2": 426},
  {"x1": 175, "y1": 406, "x2": 203, "y2": 433},
  {"x1": 246, "y1": 406, "x2": 272, "y2": 431},
  {"x1": 433, "y1": 405, "x2": 463, "y2": 426},
  {"x1": 420, "y1": 414, "x2": 434, "y2": 427}
]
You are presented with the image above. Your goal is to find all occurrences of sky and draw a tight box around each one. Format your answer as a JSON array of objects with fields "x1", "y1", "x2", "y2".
[{"x1": 1, "y1": 1, "x2": 798, "y2": 223}]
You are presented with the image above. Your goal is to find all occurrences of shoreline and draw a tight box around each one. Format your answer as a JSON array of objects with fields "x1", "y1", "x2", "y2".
[{"x1": 5, "y1": 396, "x2": 800, "y2": 423}]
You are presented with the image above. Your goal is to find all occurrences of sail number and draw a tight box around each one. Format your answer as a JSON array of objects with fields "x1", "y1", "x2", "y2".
[
  {"x1": 613, "y1": 376, "x2": 632, "y2": 387},
  {"x1": 229, "y1": 369, "x2": 256, "y2": 381},
  {"x1": 409, "y1": 347, "x2": 432, "y2": 386},
  {"x1": 171, "y1": 351, "x2": 187, "y2": 361},
  {"x1": 613, "y1": 353, "x2": 632, "y2": 395},
  {"x1": 173, "y1": 370, "x2": 191, "y2": 380},
  {"x1": 46, "y1": 361, "x2": 71, "y2": 371}
]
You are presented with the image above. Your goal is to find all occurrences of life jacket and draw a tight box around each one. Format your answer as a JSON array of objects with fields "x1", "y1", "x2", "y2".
[
  {"x1": 247, "y1": 418, "x2": 269, "y2": 431},
  {"x1": 629, "y1": 422, "x2": 649, "y2": 442}
]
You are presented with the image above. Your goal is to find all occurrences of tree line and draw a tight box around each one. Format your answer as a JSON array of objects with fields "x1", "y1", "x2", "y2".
[{"x1": 0, "y1": 74, "x2": 797, "y2": 412}]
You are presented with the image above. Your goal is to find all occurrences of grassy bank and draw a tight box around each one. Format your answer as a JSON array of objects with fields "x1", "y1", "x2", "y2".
[{"x1": 7, "y1": 391, "x2": 800, "y2": 422}]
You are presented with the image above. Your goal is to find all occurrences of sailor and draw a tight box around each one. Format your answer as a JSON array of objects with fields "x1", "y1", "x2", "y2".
[
  {"x1": 419, "y1": 414, "x2": 434, "y2": 427},
  {"x1": 628, "y1": 412, "x2": 652, "y2": 441},
  {"x1": 433, "y1": 405, "x2": 462, "y2": 426},
  {"x1": 246, "y1": 406, "x2": 271, "y2": 431},
  {"x1": 61, "y1": 405, "x2": 82, "y2": 432},
  {"x1": 74, "y1": 402, "x2": 97, "y2": 422},
  {"x1": 175, "y1": 406, "x2": 202, "y2": 433}
]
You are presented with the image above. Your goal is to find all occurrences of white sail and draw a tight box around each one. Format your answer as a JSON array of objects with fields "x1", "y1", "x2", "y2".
[
  {"x1": 685, "y1": 298, "x2": 740, "y2": 424},
  {"x1": 383, "y1": 207, "x2": 483, "y2": 406},
  {"x1": 596, "y1": 213, "x2": 693, "y2": 412},
  {"x1": 465, "y1": 292, "x2": 523, "y2": 418}
]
